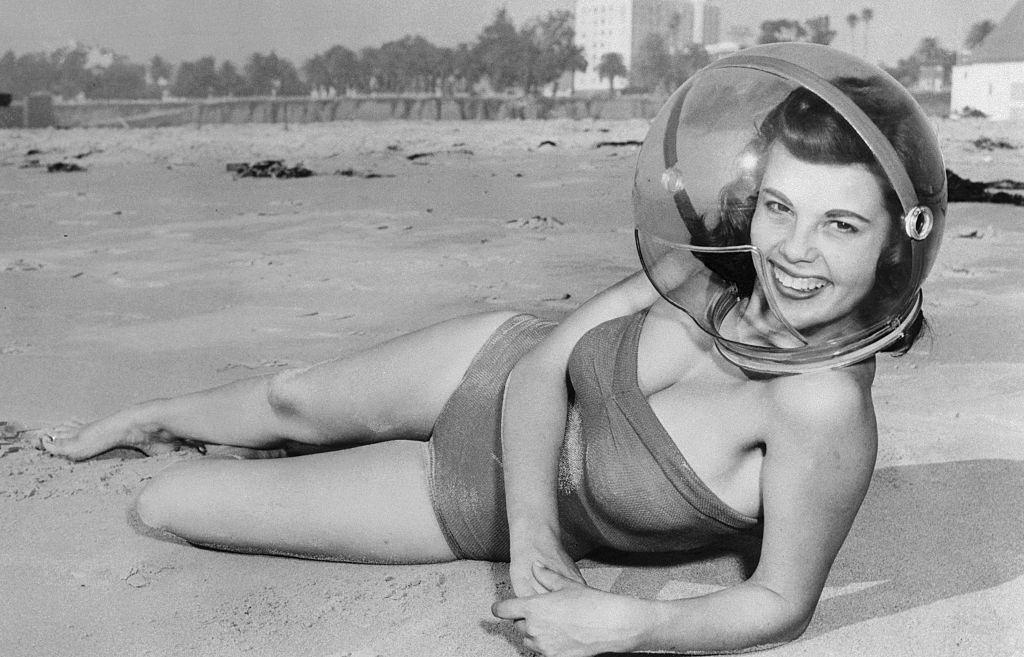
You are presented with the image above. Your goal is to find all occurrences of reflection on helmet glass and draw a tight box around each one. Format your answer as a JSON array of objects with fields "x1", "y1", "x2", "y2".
[{"x1": 634, "y1": 43, "x2": 947, "y2": 374}]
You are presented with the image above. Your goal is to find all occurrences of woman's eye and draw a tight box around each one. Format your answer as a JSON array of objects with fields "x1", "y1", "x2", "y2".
[
  {"x1": 765, "y1": 200, "x2": 790, "y2": 214},
  {"x1": 832, "y1": 220, "x2": 858, "y2": 233}
]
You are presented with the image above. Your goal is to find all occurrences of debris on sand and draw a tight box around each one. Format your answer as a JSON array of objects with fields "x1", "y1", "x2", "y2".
[
  {"x1": 1, "y1": 420, "x2": 29, "y2": 442},
  {"x1": 947, "y1": 169, "x2": 1024, "y2": 206},
  {"x1": 4, "y1": 259, "x2": 45, "y2": 272},
  {"x1": 46, "y1": 161, "x2": 86, "y2": 173},
  {"x1": 227, "y1": 160, "x2": 315, "y2": 179},
  {"x1": 334, "y1": 168, "x2": 396, "y2": 179},
  {"x1": 989, "y1": 179, "x2": 1024, "y2": 191},
  {"x1": 956, "y1": 106, "x2": 988, "y2": 118},
  {"x1": 971, "y1": 136, "x2": 1017, "y2": 151},
  {"x1": 1, "y1": 420, "x2": 40, "y2": 456},
  {"x1": 595, "y1": 140, "x2": 643, "y2": 148},
  {"x1": 405, "y1": 149, "x2": 474, "y2": 162},
  {"x1": 506, "y1": 215, "x2": 565, "y2": 229}
]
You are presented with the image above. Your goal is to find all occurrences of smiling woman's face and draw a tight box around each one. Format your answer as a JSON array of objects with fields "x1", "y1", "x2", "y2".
[{"x1": 749, "y1": 143, "x2": 892, "y2": 338}]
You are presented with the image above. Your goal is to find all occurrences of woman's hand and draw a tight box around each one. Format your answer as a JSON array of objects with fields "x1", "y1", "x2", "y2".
[
  {"x1": 509, "y1": 529, "x2": 584, "y2": 597},
  {"x1": 493, "y1": 563, "x2": 649, "y2": 657}
]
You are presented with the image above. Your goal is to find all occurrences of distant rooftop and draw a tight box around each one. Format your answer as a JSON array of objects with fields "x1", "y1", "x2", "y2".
[{"x1": 966, "y1": 0, "x2": 1024, "y2": 64}]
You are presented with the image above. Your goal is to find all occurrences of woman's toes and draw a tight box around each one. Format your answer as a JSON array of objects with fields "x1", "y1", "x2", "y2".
[
  {"x1": 38, "y1": 430, "x2": 71, "y2": 455},
  {"x1": 39, "y1": 420, "x2": 109, "y2": 460},
  {"x1": 41, "y1": 421, "x2": 84, "y2": 447}
]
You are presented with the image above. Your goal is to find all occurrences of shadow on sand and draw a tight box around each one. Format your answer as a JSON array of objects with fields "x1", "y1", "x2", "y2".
[{"x1": 583, "y1": 459, "x2": 1024, "y2": 639}]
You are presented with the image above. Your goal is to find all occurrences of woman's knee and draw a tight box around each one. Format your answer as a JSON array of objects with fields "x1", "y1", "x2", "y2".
[
  {"x1": 134, "y1": 461, "x2": 204, "y2": 533},
  {"x1": 266, "y1": 368, "x2": 310, "y2": 419},
  {"x1": 263, "y1": 368, "x2": 326, "y2": 443},
  {"x1": 264, "y1": 311, "x2": 524, "y2": 435}
]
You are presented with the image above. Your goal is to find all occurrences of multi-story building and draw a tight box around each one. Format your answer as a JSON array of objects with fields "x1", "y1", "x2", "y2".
[{"x1": 574, "y1": 0, "x2": 720, "y2": 91}]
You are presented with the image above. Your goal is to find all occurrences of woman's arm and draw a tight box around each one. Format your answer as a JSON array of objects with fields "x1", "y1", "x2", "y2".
[
  {"x1": 495, "y1": 369, "x2": 879, "y2": 655},
  {"x1": 501, "y1": 270, "x2": 661, "y2": 595}
]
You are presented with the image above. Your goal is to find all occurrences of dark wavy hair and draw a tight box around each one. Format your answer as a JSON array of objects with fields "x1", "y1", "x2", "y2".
[{"x1": 689, "y1": 78, "x2": 923, "y2": 353}]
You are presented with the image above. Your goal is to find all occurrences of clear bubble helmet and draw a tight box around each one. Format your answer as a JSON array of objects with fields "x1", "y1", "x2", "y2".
[{"x1": 634, "y1": 43, "x2": 947, "y2": 374}]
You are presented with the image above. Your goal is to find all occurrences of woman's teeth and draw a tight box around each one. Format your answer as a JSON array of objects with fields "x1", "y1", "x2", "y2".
[{"x1": 773, "y1": 266, "x2": 827, "y2": 292}]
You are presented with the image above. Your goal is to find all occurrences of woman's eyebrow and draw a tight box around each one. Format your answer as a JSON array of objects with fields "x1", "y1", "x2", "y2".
[
  {"x1": 761, "y1": 186, "x2": 792, "y2": 205},
  {"x1": 824, "y1": 208, "x2": 873, "y2": 224},
  {"x1": 764, "y1": 185, "x2": 876, "y2": 224}
]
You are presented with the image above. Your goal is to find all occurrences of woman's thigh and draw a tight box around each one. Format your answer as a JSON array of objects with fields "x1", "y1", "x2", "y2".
[
  {"x1": 269, "y1": 310, "x2": 522, "y2": 444},
  {"x1": 135, "y1": 441, "x2": 456, "y2": 564}
]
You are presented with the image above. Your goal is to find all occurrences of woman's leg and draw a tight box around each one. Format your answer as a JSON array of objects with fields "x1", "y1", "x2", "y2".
[
  {"x1": 44, "y1": 311, "x2": 522, "y2": 460},
  {"x1": 136, "y1": 440, "x2": 457, "y2": 563}
]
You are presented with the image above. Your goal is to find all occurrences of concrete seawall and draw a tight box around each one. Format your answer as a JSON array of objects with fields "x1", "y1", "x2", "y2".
[
  {"x1": 1, "y1": 94, "x2": 668, "y2": 128},
  {"x1": 0, "y1": 91, "x2": 952, "y2": 128}
]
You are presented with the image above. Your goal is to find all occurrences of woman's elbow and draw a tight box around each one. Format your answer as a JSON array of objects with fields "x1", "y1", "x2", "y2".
[
  {"x1": 764, "y1": 596, "x2": 816, "y2": 645},
  {"x1": 735, "y1": 585, "x2": 817, "y2": 648}
]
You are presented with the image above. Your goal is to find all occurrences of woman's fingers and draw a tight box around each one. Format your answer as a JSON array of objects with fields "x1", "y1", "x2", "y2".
[
  {"x1": 532, "y1": 561, "x2": 585, "y2": 592},
  {"x1": 511, "y1": 566, "x2": 548, "y2": 597},
  {"x1": 513, "y1": 619, "x2": 532, "y2": 638},
  {"x1": 491, "y1": 596, "x2": 527, "y2": 621}
]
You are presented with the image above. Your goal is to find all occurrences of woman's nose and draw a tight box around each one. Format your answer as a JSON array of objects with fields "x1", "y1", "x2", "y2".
[{"x1": 778, "y1": 222, "x2": 819, "y2": 262}]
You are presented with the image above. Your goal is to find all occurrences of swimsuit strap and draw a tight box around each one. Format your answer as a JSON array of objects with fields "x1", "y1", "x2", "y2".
[{"x1": 612, "y1": 311, "x2": 760, "y2": 530}]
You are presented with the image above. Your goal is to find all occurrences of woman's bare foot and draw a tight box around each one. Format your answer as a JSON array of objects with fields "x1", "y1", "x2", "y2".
[
  {"x1": 40, "y1": 413, "x2": 194, "y2": 461},
  {"x1": 41, "y1": 413, "x2": 290, "y2": 461}
]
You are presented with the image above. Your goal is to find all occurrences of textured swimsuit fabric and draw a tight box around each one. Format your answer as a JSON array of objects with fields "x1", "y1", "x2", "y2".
[
  {"x1": 426, "y1": 311, "x2": 761, "y2": 562},
  {"x1": 426, "y1": 313, "x2": 557, "y2": 560}
]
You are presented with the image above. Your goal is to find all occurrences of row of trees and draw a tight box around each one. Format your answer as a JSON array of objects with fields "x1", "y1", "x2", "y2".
[
  {"x1": 756, "y1": 16, "x2": 838, "y2": 46},
  {"x1": 623, "y1": 40, "x2": 710, "y2": 94},
  {"x1": 0, "y1": 9, "x2": 585, "y2": 101},
  {"x1": 303, "y1": 10, "x2": 585, "y2": 97},
  {"x1": 752, "y1": 11, "x2": 996, "y2": 91},
  {"x1": 885, "y1": 37, "x2": 962, "y2": 89},
  {"x1": 0, "y1": 9, "x2": 1002, "y2": 102},
  {"x1": 843, "y1": 8, "x2": 875, "y2": 58},
  {"x1": 747, "y1": 9, "x2": 869, "y2": 52},
  {"x1": 0, "y1": 48, "x2": 153, "y2": 100},
  {"x1": 608, "y1": 7, "x2": 987, "y2": 95}
]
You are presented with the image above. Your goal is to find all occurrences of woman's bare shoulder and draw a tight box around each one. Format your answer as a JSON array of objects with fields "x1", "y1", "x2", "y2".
[{"x1": 762, "y1": 359, "x2": 878, "y2": 450}]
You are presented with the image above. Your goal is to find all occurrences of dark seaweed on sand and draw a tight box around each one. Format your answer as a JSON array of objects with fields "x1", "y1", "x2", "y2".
[
  {"x1": 229, "y1": 160, "x2": 315, "y2": 179},
  {"x1": 946, "y1": 169, "x2": 1024, "y2": 206},
  {"x1": 46, "y1": 161, "x2": 86, "y2": 173}
]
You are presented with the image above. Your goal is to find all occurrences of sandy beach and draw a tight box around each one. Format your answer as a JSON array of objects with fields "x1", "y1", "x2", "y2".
[{"x1": 2, "y1": 116, "x2": 1024, "y2": 656}]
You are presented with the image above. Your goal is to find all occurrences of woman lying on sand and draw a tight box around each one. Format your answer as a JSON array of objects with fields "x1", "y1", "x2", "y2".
[{"x1": 43, "y1": 44, "x2": 946, "y2": 656}]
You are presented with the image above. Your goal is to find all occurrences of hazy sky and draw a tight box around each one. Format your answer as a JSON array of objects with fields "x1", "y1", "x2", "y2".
[{"x1": 0, "y1": 0, "x2": 1018, "y2": 67}]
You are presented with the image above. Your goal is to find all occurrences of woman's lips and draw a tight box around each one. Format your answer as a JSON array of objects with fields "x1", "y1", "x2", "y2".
[{"x1": 771, "y1": 263, "x2": 829, "y2": 297}]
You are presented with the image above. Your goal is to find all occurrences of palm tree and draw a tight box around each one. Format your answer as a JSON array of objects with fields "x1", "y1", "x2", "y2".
[
  {"x1": 846, "y1": 12, "x2": 860, "y2": 56},
  {"x1": 860, "y1": 8, "x2": 874, "y2": 61},
  {"x1": 596, "y1": 52, "x2": 627, "y2": 97}
]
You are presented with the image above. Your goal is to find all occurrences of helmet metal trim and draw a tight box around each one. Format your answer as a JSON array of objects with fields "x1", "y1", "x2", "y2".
[
  {"x1": 904, "y1": 205, "x2": 934, "y2": 240},
  {"x1": 712, "y1": 291, "x2": 924, "y2": 375}
]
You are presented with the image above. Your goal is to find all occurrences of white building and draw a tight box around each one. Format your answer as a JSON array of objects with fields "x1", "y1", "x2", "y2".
[
  {"x1": 950, "y1": 0, "x2": 1024, "y2": 119},
  {"x1": 573, "y1": 0, "x2": 720, "y2": 92}
]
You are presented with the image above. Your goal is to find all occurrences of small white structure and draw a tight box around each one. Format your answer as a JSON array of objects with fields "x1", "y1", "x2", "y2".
[{"x1": 951, "y1": 0, "x2": 1024, "y2": 119}]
